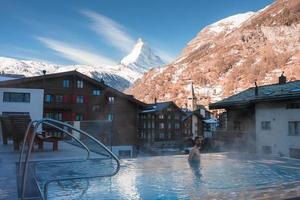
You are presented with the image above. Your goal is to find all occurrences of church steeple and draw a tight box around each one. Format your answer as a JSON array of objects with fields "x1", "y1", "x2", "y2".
[{"x1": 187, "y1": 82, "x2": 197, "y2": 111}]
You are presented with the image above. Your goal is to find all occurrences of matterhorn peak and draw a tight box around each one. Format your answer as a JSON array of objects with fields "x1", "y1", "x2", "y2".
[
  {"x1": 120, "y1": 38, "x2": 165, "y2": 73},
  {"x1": 136, "y1": 37, "x2": 143, "y2": 44}
]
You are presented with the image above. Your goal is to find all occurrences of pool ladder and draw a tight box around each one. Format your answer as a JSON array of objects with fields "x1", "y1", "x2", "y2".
[{"x1": 18, "y1": 118, "x2": 121, "y2": 200}]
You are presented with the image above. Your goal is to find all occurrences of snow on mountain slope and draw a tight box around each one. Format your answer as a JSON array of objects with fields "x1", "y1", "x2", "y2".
[
  {"x1": 0, "y1": 57, "x2": 135, "y2": 91},
  {"x1": 0, "y1": 38, "x2": 165, "y2": 91},
  {"x1": 206, "y1": 12, "x2": 255, "y2": 34},
  {"x1": 121, "y1": 38, "x2": 165, "y2": 73},
  {"x1": 0, "y1": 57, "x2": 59, "y2": 76}
]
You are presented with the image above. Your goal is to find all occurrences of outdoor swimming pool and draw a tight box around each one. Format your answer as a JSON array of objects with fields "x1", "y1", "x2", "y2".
[{"x1": 38, "y1": 153, "x2": 300, "y2": 199}]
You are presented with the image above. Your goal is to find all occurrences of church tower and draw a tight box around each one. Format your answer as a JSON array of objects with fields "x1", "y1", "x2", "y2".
[{"x1": 187, "y1": 82, "x2": 197, "y2": 111}]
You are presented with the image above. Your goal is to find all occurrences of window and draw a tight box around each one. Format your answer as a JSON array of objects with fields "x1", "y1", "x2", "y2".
[
  {"x1": 119, "y1": 150, "x2": 131, "y2": 158},
  {"x1": 287, "y1": 103, "x2": 300, "y2": 109},
  {"x1": 44, "y1": 112, "x2": 62, "y2": 121},
  {"x1": 261, "y1": 121, "x2": 271, "y2": 130},
  {"x1": 3, "y1": 92, "x2": 30, "y2": 103},
  {"x1": 167, "y1": 115, "x2": 171, "y2": 120},
  {"x1": 152, "y1": 121, "x2": 155, "y2": 129},
  {"x1": 233, "y1": 121, "x2": 241, "y2": 130},
  {"x1": 107, "y1": 114, "x2": 113, "y2": 121},
  {"x1": 290, "y1": 148, "x2": 300, "y2": 159},
  {"x1": 143, "y1": 122, "x2": 146, "y2": 129},
  {"x1": 148, "y1": 122, "x2": 151, "y2": 129},
  {"x1": 159, "y1": 123, "x2": 164, "y2": 129},
  {"x1": 168, "y1": 123, "x2": 172, "y2": 129},
  {"x1": 54, "y1": 113, "x2": 63, "y2": 121},
  {"x1": 76, "y1": 96, "x2": 84, "y2": 103},
  {"x1": 174, "y1": 114, "x2": 180, "y2": 120},
  {"x1": 168, "y1": 132, "x2": 172, "y2": 139},
  {"x1": 288, "y1": 121, "x2": 300, "y2": 136},
  {"x1": 77, "y1": 80, "x2": 84, "y2": 88},
  {"x1": 56, "y1": 95, "x2": 63, "y2": 103},
  {"x1": 93, "y1": 90, "x2": 101, "y2": 96},
  {"x1": 45, "y1": 94, "x2": 53, "y2": 103},
  {"x1": 75, "y1": 114, "x2": 84, "y2": 121},
  {"x1": 108, "y1": 96, "x2": 115, "y2": 104},
  {"x1": 63, "y1": 80, "x2": 70, "y2": 88},
  {"x1": 2, "y1": 112, "x2": 29, "y2": 116},
  {"x1": 175, "y1": 123, "x2": 180, "y2": 129},
  {"x1": 262, "y1": 146, "x2": 272, "y2": 155},
  {"x1": 158, "y1": 114, "x2": 164, "y2": 119},
  {"x1": 44, "y1": 112, "x2": 53, "y2": 119},
  {"x1": 92, "y1": 105, "x2": 101, "y2": 112},
  {"x1": 159, "y1": 132, "x2": 165, "y2": 139}
]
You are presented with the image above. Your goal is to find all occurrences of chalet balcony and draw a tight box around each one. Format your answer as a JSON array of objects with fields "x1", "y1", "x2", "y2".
[{"x1": 44, "y1": 102, "x2": 72, "y2": 110}]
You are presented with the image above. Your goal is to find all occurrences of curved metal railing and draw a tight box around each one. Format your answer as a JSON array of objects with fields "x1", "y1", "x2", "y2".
[{"x1": 19, "y1": 118, "x2": 120, "y2": 200}]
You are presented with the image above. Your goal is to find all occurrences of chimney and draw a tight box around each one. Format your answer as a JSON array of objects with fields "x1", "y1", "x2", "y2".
[
  {"x1": 154, "y1": 97, "x2": 157, "y2": 105},
  {"x1": 42, "y1": 70, "x2": 46, "y2": 75},
  {"x1": 255, "y1": 82, "x2": 258, "y2": 96},
  {"x1": 279, "y1": 71, "x2": 286, "y2": 84}
]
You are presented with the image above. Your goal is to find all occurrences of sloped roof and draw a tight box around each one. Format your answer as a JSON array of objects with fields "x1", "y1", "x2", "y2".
[
  {"x1": 141, "y1": 101, "x2": 185, "y2": 114},
  {"x1": 0, "y1": 70, "x2": 147, "y2": 107},
  {"x1": 182, "y1": 110, "x2": 204, "y2": 121},
  {"x1": 209, "y1": 80, "x2": 300, "y2": 109}
]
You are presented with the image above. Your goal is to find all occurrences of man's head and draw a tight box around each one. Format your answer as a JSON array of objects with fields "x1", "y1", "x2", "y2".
[{"x1": 194, "y1": 136, "x2": 202, "y2": 147}]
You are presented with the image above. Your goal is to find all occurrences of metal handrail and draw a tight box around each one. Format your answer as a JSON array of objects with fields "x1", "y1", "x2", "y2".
[
  {"x1": 19, "y1": 118, "x2": 120, "y2": 200},
  {"x1": 19, "y1": 120, "x2": 92, "y2": 194}
]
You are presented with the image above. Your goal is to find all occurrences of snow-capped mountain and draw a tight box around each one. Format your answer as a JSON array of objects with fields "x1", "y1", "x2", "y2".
[
  {"x1": 0, "y1": 38, "x2": 165, "y2": 91},
  {"x1": 121, "y1": 38, "x2": 165, "y2": 74},
  {"x1": 128, "y1": 0, "x2": 300, "y2": 107}
]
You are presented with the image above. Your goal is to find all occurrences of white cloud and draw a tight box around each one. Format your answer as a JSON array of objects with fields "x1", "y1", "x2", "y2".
[
  {"x1": 37, "y1": 37, "x2": 116, "y2": 66},
  {"x1": 81, "y1": 10, "x2": 135, "y2": 53}
]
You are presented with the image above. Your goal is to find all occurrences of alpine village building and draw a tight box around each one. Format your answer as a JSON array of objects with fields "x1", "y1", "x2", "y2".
[
  {"x1": 209, "y1": 74, "x2": 300, "y2": 159},
  {"x1": 0, "y1": 71, "x2": 204, "y2": 156}
]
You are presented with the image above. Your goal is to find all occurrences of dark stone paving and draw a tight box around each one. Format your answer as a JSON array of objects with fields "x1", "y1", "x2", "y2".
[{"x1": 0, "y1": 142, "x2": 18, "y2": 200}]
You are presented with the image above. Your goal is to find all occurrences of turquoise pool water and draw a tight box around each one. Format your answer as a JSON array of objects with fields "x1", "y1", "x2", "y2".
[{"x1": 39, "y1": 153, "x2": 300, "y2": 199}]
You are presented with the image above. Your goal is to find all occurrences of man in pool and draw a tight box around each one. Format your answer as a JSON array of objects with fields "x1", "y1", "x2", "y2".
[{"x1": 188, "y1": 136, "x2": 202, "y2": 162}]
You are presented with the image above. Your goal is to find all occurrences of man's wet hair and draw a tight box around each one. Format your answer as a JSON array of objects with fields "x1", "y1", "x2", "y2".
[{"x1": 193, "y1": 136, "x2": 201, "y2": 146}]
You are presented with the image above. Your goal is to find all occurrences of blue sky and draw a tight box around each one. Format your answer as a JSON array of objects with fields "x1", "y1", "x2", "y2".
[{"x1": 0, "y1": 0, "x2": 274, "y2": 66}]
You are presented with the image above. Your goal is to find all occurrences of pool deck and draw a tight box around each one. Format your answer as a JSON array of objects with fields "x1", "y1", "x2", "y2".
[{"x1": 0, "y1": 140, "x2": 90, "y2": 200}]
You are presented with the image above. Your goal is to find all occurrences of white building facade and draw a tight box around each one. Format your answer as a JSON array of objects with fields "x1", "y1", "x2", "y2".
[
  {"x1": 256, "y1": 101, "x2": 300, "y2": 158},
  {"x1": 0, "y1": 87, "x2": 44, "y2": 121}
]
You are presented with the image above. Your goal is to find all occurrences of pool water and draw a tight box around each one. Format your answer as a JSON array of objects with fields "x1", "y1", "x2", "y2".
[{"x1": 42, "y1": 153, "x2": 300, "y2": 199}]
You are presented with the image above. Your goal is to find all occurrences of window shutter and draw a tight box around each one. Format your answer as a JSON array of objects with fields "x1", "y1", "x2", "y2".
[
  {"x1": 105, "y1": 96, "x2": 108, "y2": 104},
  {"x1": 71, "y1": 113, "x2": 76, "y2": 121},
  {"x1": 84, "y1": 113, "x2": 88, "y2": 121},
  {"x1": 63, "y1": 95, "x2": 69, "y2": 103},
  {"x1": 72, "y1": 95, "x2": 76, "y2": 103},
  {"x1": 84, "y1": 95, "x2": 89, "y2": 103},
  {"x1": 62, "y1": 112, "x2": 71, "y2": 121}
]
